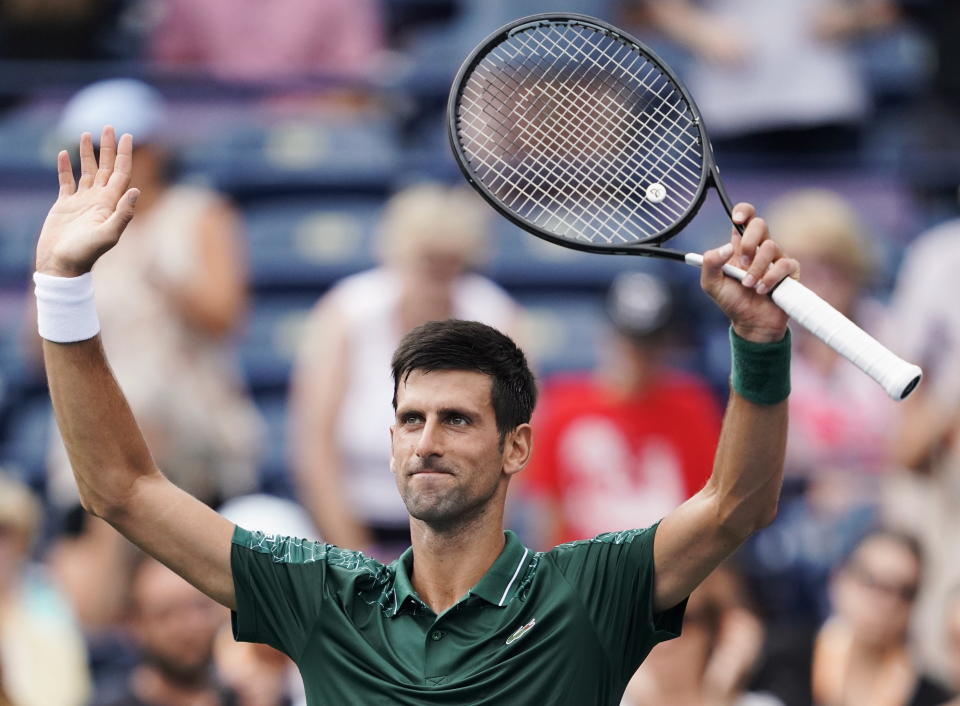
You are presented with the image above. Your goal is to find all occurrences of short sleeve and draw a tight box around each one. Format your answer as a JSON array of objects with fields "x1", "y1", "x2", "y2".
[
  {"x1": 547, "y1": 523, "x2": 686, "y2": 680},
  {"x1": 230, "y1": 526, "x2": 329, "y2": 659}
]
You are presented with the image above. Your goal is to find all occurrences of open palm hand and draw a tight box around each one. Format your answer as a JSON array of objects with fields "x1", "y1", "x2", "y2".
[{"x1": 35, "y1": 127, "x2": 139, "y2": 277}]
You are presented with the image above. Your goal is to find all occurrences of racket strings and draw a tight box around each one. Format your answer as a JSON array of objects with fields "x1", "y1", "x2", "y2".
[
  {"x1": 456, "y1": 20, "x2": 705, "y2": 244},
  {"x1": 510, "y1": 32, "x2": 675, "y2": 240},
  {"x1": 509, "y1": 26, "x2": 700, "y2": 227},
  {"x1": 461, "y1": 31, "x2": 651, "y2": 242},
  {"x1": 460, "y1": 40, "x2": 683, "y2": 245},
  {"x1": 512, "y1": 27, "x2": 700, "y2": 236},
  {"x1": 465, "y1": 37, "x2": 651, "y2": 241},
  {"x1": 528, "y1": 25, "x2": 700, "y2": 194}
]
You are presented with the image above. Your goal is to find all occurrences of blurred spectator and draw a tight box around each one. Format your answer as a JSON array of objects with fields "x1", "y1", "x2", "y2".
[
  {"x1": 216, "y1": 494, "x2": 319, "y2": 706},
  {"x1": 213, "y1": 628, "x2": 296, "y2": 706},
  {"x1": 0, "y1": 472, "x2": 90, "y2": 706},
  {"x1": 882, "y1": 217, "x2": 960, "y2": 685},
  {"x1": 627, "y1": 0, "x2": 898, "y2": 164},
  {"x1": 946, "y1": 588, "x2": 960, "y2": 705},
  {"x1": 736, "y1": 188, "x2": 892, "y2": 640},
  {"x1": 42, "y1": 78, "x2": 262, "y2": 635},
  {"x1": 289, "y1": 183, "x2": 521, "y2": 559},
  {"x1": 895, "y1": 3, "x2": 960, "y2": 212},
  {"x1": 768, "y1": 189, "x2": 893, "y2": 510},
  {"x1": 811, "y1": 528, "x2": 953, "y2": 706},
  {"x1": 623, "y1": 563, "x2": 776, "y2": 706},
  {"x1": 147, "y1": 0, "x2": 384, "y2": 83},
  {"x1": 94, "y1": 555, "x2": 237, "y2": 706},
  {"x1": 0, "y1": 0, "x2": 128, "y2": 62},
  {"x1": 523, "y1": 271, "x2": 721, "y2": 548}
]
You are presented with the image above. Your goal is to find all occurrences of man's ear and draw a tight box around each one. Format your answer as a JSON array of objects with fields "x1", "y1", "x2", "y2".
[
  {"x1": 503, "y1": 423, "x2": 533, "y2": 477},
  {"x1": 389, "y1": 425, "x2": 396, "y2": 473}
]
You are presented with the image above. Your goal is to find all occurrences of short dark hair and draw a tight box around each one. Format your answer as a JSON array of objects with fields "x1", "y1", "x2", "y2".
[
  {"x1": 391, "y1": 320, "x2": 537, "y2": 438},
  {"x1": 842, "y1": 526, "x2": 925, "y2": 577}
]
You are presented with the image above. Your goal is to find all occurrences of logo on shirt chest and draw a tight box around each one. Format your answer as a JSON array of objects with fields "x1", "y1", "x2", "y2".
[{"x1": 505, "y1": 618, "x2": 536, "y2": 645}]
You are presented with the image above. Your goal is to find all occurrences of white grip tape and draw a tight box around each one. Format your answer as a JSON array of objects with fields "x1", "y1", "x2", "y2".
[
  {"x1": 684, "y1": 253, "x2": 922, "y2": 400},
  {"x1": 33, "y1": 271, "x2": 101, "y2": 343},
  {"x1": 770, "y1": 277, "x2": 920, "y2": 400}
]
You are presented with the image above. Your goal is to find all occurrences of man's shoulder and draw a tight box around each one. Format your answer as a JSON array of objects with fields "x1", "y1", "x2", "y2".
[
  {"x1": 545, "y1": 526, "x2": 659, "y2": 564},
  {"x1": 232, "y1": 526, "x2": 390, "y2": 577}
]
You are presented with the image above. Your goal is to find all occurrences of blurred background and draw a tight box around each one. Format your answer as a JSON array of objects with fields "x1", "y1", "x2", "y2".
[{"x1": 2, "y1": 1, "x2": 960, "y2": 705}]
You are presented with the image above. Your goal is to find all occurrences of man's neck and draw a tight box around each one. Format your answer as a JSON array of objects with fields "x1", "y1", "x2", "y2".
[{"x1": 408, "y1": 512, "x2": 507, "y2": 615}]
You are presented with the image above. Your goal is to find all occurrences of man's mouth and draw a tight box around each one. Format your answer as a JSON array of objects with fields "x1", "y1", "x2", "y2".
[{"x1": 410, "y1": 464, "x2": 454, "y2": 476}]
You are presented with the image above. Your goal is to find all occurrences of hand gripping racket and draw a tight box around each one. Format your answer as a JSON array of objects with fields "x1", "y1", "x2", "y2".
[{"x1": 447, "y1": 13, "x2": 921, "y2": 400}]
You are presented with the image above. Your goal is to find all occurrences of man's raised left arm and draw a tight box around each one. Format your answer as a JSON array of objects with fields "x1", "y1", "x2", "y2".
[{"x1": 653, "y1": 203, "x2": 798, "y2": 612}]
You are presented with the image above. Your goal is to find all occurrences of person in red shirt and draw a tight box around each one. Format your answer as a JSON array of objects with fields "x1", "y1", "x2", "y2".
[{"x1": 525, "y1": 272, "x2": 722, "y2": 547}]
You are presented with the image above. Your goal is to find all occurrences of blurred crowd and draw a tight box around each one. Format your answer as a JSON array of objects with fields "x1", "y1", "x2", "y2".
[{"x1": 1, "y1": 1, "x2": 960, "y2": 705}]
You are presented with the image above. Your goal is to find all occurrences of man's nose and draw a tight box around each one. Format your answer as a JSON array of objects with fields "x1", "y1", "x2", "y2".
[{"x1": 415, "y1": 419, "x2": 444, "y2": 458}]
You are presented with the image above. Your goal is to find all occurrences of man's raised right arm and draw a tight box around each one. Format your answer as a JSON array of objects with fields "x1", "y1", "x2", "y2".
[{"x1": 37, "y1": 127, "x2": 236, "y2": 609}]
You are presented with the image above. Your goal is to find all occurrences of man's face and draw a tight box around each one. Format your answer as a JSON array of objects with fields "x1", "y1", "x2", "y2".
[
  {"x1": 391, "y1": 370, "x2": 526, "y2": 530},
  {"x1": 132, "y1": 559, "x2": 223, "y2": 685}
]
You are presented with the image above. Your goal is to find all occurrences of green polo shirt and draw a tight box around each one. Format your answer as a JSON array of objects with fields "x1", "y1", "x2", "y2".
[{"x1": 231, "y1": 523, "x2": 684, "y2": 705}]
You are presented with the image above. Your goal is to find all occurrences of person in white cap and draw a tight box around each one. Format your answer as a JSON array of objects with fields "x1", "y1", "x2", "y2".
[{"x1": 43, "y1": 79, "x2": 263, "y2": 637}]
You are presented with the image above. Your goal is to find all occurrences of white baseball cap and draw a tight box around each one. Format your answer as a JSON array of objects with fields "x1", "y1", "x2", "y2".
[
  {"x1": 219, "y1": 493, "x2": 321, "y2": 541},
  {"x1": 606, "y1": 271, "x2": 675, "y2": 339},
  {"x1": 58, "y1": 78, "x2": 165, "y2": 146}
]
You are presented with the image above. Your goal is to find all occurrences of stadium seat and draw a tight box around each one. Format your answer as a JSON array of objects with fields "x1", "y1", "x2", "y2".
[
  {"x1": 0, "y1": 393, "x2": 52, "y2": 488},
  {"x1": 0, "y1": 102, "x2": 61, "y2": 187},
  {"x1": 238, "y1": 293, "x2": 319, "y2": 391},
  {"x1": 487, "y1": 218, "x2": 643, "y2": 290},
  {"x1": 514, "y1": 291, "x2": 607, "y2": 374},
  {"x1": 178, "y1": 113, "x2": 402, "y2": 199},
  {"x1": 0, "y1": 189, "x2": 59, "y2": 283},
  {"x1": 241, "y1": 196, "x2": 381, "y2": 290},
  {"x1": 251, "y1": 391, "x2": 295, "y2": 499}
]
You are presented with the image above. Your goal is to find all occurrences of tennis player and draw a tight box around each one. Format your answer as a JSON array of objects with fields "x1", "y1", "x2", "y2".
[{"x1": 36, "y1": 127, "x2": 798, "y2": 705}]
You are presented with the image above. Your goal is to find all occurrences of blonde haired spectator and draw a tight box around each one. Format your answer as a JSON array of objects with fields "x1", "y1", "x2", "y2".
[
  {"x1": 731, "y1": 190, "x2": 895, "y2": 687},
  {"x1": 0, "y1": 472, "x2": 91, "y2": 706},
  {"x1": 765, "y1": 188, "x2": 892, "y2": 508},
  {"x1": 290, "y1": 182, "x2": 521, "y2": 558}
]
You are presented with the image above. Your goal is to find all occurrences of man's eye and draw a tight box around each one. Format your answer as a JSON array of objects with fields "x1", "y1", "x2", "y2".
[
  {"x1": 448, "y1": 415, "x2": 468, "y2": 426},
  {"x1": 401, "y1": 414, "x2": 422, "y2": 425}
]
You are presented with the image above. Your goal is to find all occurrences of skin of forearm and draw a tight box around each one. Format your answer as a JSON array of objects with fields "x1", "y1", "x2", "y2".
[
  {"x1": 44, "y1": 337, "x2": 161, "y2": 518},
  {"x1": 704, "y1": 392, "x2": 787, "y2": 541}
]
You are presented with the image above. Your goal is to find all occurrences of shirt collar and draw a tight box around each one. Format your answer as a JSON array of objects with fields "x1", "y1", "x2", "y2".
[{"x1": 387, "y1": 531, "x2": 532, "y2": 617}]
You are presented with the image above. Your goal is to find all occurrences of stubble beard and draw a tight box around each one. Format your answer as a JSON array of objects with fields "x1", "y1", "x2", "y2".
[{"x1": 400, "y1": 462, "x2": 501, "y2": 534}]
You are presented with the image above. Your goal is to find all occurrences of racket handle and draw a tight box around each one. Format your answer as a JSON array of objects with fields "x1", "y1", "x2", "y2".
[{"x1": 684, "y1": 253, "x2": 922, "y2": 400}]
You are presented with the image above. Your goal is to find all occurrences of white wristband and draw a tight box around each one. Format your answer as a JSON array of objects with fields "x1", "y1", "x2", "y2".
[{"x1": 33, "y1": 271, "x2": 101, "y2": 343}]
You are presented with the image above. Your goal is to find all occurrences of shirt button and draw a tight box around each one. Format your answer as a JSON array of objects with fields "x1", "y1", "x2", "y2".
[{"x1": 430, "y1": 630, "x2": 445, "y2": 641}]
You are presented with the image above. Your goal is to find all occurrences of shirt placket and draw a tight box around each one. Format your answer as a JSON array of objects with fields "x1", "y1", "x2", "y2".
[{"x1": 423, "y1": 612, "x2": 453, "y2": 686}]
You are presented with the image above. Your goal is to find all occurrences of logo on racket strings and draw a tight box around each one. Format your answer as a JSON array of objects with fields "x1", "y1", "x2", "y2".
[{"x1": 645, "y1": 183, "x2": 667, "y2": 203}]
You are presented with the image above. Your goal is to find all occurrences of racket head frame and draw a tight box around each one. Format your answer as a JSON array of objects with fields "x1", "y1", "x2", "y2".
[{"x1": 447, "y1": 12, "x2": 737, "y2": 261}]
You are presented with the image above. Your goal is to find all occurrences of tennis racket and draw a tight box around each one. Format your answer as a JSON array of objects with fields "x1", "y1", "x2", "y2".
[{"x1": 447, "y1": 13, "x2": 921, "y2": 401}]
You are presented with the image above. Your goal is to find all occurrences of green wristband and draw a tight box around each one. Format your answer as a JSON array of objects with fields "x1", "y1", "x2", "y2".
[{"x1": 729, "y1": 326, "x2": 791, "y2": 405}]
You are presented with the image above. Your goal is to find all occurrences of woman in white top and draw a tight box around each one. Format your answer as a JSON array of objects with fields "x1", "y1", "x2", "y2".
[{"x1": 289, "y1": 183, "x2": 520, "y2": 558}]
